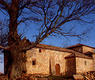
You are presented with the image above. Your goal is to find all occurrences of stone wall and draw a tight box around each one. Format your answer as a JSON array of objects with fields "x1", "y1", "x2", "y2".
[
  {"x1": 76, "y1": 57, "x2": 94, "y2": 73},
  {"x1": 26, "y1": 48, "x2": 71, "y2": 76},
  {"x1": 26, "y1": 48, "x2": 50, "y2": 75},
  {"x1": 82, "y1": 46, "x2": 95, "y2": 71},
  {"x1": 65, "y1": 57, "x2": 76, "y2": 76},
  {"x1": 69, "y1": 46, "x2": 83, "y2": 53},
  {"x1": 82, "y1": 46, "x2": 94, "y2": 53},
  {"x1": 25, "y1": 46, "x2": 95, "y2": 77},
  {"x1": 92, "y1": 54, "x2": 95, "y2": 71},
  {"x1": 48, "y1": 50, "x2": 71, "y2": 76}
]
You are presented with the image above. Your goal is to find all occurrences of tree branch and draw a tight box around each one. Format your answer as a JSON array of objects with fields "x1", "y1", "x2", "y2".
[
  {"x1": 0, "y1": 0, "x2": 10, "y2": 10},
  {"x1": 0, "y1": 45, "x2": 9, "y2": 50}
]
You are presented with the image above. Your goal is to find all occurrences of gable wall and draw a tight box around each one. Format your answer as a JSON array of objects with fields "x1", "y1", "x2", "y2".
[
  {"x1": 92, "y1": 54, "x2": 95, "y2": 71},
  {"x1": 68, "y1": 45, "x2": 95, "y2": 53},
  {"x1": 25, "y1": 48, "x2": 71, "y2": 76},
  {"x1": 26, "y1": 48, "x2": 49, "y2": 75},
  {"x1": 82, "y1": 46, "x2": 94, "y2": 53},
  {"x1": 76, "y1": 57, "x2": 94, "y2": 73}
]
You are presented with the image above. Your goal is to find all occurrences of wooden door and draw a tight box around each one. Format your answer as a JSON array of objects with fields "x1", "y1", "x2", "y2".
[{"x1": 55, "y1": 64, "x2": 60, "y2": 76}]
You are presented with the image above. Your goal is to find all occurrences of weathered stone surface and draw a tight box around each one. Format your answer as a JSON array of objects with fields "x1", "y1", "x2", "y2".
[
  {"x1": 26, "y1": 48, "x2": 72, "y2": 76},
  {"x1": 82, "y1": 46, "x2": 94, "y2": 53},
  {"x1": 0, "y1": 75, "x2": 8, "y2": 80},
  {"x1": 76, "y1": 58, "x2": 93, "y2": 73},
  {"x1": 65, "y1": 57, "x2": 76, "y2": 76},
  {"x1": 82, "y1": 71, "x2": 95, "y2": 80},
  {"x1": 73, "y1": 74, "x2": 84, "y2": 80},
  {"x1": 25, "y1": 44, "x2": 95, "y2": 77},
  {"x1": 4, "y1": 43, "x2": 95, "y2": 78}
]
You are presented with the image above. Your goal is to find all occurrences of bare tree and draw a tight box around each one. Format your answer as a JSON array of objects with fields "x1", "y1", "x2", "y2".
[
  {"x1": 0, "y1": 0, "x2": 95, "y2": 79},
  {"x1": 0, "y1": 21, "x2": 8, "y2": 47}
]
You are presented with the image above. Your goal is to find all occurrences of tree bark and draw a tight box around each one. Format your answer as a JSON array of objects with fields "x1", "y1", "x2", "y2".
[
  {"x1": 7, "y1": 48, "x2": 26, "y2": 80},
  {"x1": 5, "y1": 0, "x2": 27, "y2": 79},
  {"x1": 8, "y1": 0, "x2": 20, "y2": 46}
]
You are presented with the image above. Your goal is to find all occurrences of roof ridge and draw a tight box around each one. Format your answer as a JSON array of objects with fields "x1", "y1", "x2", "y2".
[{"x1": 66, "y1": 44, "x2": 95, "y2": 49}]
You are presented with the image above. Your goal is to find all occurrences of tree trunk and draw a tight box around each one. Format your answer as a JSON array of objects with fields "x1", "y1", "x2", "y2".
[
  {"x1": 5, "y1": 0, "x2": 27, "y2": 79},
  {"x1": 7, "y1": 22, "x2": 25, "y2": 79},
  {"x1": 8, "y1": 48, "x2": 26, "y2": 80}
]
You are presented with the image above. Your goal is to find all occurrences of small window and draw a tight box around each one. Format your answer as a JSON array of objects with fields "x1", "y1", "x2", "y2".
[
  {"x1": 84, "y1": 61, "x2": 87, "y2": 65},
  {"x1": 32, "y1": 60, "x2": 36, "y2": 65},
  {"x1": 39, "y1": 49, "x2": 42, "y2": 53}
]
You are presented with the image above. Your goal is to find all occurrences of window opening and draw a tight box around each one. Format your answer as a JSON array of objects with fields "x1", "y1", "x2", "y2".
[{"x1": 32, "y1": 60, "x2": 36, "y2": 65}]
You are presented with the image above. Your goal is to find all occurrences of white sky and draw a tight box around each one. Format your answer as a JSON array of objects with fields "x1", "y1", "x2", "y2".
[{"x1": 0, "y1": 51, "x2": 4, "y2": 73}]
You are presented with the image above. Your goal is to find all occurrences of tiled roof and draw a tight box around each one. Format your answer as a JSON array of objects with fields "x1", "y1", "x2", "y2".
[
  {"x1": 84, "y1": 51, "x2": 93, "y2": 54},
  {"x1": 35, "y1": 44, "x2": 92, "y2": 59},
  {"x1": 36, "y1": 43, "x2": 78, "y2": 53},
  {"x1": 65, "y1": 52, "x2": 92, "y2": 59},
  {"x1": 66, "y1": 44, "x2": 95, "y2": 49}
]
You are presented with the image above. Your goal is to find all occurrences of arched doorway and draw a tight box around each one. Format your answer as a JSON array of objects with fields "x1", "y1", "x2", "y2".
[{"x1": 55, "y1": 64, "x2": 60, "y2": 76}]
